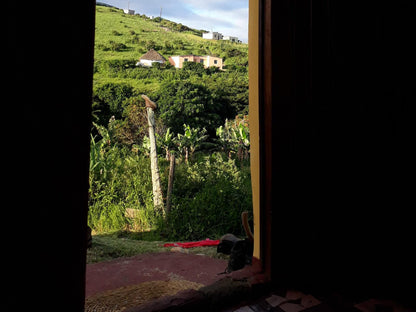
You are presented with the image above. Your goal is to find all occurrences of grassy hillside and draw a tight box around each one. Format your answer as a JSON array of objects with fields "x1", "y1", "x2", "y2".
[{"x1": 94, "y1": 5, "x2": 247, "y2": 62}]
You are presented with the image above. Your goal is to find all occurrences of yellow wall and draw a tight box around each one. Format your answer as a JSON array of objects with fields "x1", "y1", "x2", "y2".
[
  {"x1": 206, "y1": 56, "x2": 223, "y2": 69},
  {"x1": 248, "y1": 0, "x2": 260, "y2": 260},
  {"x1": 170, "y1": 55, "x2": 223, "y2": 69}
]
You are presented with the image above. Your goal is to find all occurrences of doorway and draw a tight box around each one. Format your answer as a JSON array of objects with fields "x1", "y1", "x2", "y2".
[{"x1": 85, "y1": 1, "x2": 258, "y2": 310}]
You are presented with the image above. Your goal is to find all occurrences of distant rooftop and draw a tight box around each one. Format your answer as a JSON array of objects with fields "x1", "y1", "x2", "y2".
[{"x1": 140, "y1": 49, "x2": 166, "y2": 61}]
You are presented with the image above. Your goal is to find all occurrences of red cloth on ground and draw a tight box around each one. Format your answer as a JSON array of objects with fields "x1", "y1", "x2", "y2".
[{"x1": 163, "y1": 238, "x2": 220, "y2": 249}]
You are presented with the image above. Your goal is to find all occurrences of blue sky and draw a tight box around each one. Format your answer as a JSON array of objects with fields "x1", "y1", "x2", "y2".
[{"x1": 98, "y1": 0, "x2": 249, "y2": 43}]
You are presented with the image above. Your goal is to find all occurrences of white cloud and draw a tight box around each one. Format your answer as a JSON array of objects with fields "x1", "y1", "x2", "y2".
[{"x1": 178, "y1": 0, "x2": 248, "y2": 42}]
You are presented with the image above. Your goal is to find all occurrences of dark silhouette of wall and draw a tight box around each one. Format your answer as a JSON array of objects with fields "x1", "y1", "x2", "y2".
[
  {"x1": 4, "y1": 0, "x2": 414, "y2": 310},
  {"x1": 261, "y1": 0, "x2": 415, "y2": 305},
  {"x1": 5, "y1": 1, "x2": 95, "y2": 310}
]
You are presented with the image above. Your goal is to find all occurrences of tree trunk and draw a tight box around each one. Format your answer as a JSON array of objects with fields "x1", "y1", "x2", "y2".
[
  {"x1": 165, "y1": 148, "x2": 170, "y2": 161},
  {"x1": 166, "y1": 154, "x2": 175, "y2": 214},
  {"x1": 142, "y1": 95, "x2": 164, "y2": 215},
  {"x1": 185, "y1": 147, "x2": 189, "y2": 164}
]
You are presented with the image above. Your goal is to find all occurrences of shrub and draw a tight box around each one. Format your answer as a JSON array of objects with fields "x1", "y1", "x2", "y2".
[
  {"x1": 152, "y1": 80, "x2": 224, "y2": 137},
  {"x1": 93, "y1": 82, "x2": 134, "y2": 124},
  {"x1": 128, "y1": 34, "x2": 140, "y2": 44},
  {"x1": 109, "y1": 41, "x2": 127, "y2": 51},
  {"x1": 145, "y1": 40, "x2": 160, "y2": 50},
  {"x1": 159, "y1": 153, "x2": 252, "y2": 240}
]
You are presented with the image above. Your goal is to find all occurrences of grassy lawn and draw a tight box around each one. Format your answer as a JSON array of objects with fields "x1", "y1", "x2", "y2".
[{"x1": 87, "y1": 231, "x2": 229, "y2": 264}]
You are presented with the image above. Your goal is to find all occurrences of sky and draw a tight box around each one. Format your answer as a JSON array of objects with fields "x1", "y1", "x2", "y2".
[{"x1": 98, "y1": 0, "x2": 249, "y2": 43}]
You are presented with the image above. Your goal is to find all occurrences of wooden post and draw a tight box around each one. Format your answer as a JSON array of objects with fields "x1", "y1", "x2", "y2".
[
  {"x1": 166, "y1": 154, "x2": 175, "y2": 214},
  {"x1": 141, "y1": 95, "x2": 164, "y2": 215}
]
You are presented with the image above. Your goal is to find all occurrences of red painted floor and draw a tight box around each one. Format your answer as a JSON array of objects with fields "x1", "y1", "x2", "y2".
[{"x1": 85, "y1": 252, "x2": 228, "y2": 298}]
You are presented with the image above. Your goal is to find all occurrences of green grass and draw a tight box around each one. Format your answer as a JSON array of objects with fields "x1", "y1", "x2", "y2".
[
  {"x1": 95, "y1": 5, "x2": 210, "y2": 62},
  {"x1": 87, "y1": 233, "x2": 167, "y2": 263},
  {"x1": 94, "y1": 5, "x2": 247, "y2": 63},
  {"x1": 87, "y1": 231, "x2": 229, "y2": 264}
]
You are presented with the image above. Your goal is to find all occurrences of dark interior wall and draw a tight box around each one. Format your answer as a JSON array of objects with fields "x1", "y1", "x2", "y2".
[
  {"x1": 262, "y1": 0, "x2": 415, "y2": 304},
  {"x1": 5, "y1": 1, "x2": 95, "y2": 310},
  {"x1": 4, "y1": 0, "x2": 414, "y2": 309}
]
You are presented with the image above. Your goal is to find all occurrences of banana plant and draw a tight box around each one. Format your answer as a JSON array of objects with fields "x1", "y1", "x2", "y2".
[
  {"x1": 89, "y1": 122, "x2": 118, "y2": 182},
  {"x1": 216, "y1": 117, "x2": 250, "y2": 161},
  {"x1": 176, "y1": 124, "x2": 208, "y2": 163},
  {"x1": 157, "y1": 128, "x2": 175, "y2": 160}
]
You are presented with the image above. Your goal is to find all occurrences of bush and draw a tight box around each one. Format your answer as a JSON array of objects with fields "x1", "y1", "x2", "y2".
[
  {"x1": 109, "y1": 41, "x2": 127, "y2": 51},
  {"x1": 152, "y1": 80, "x2": 225, "y2": 137},
  {"x1": 181, "y1": 61, "x2": 206, "y2": 76},
  {"x1": 159, "y1": 153, "x2": 252, "y2": 240},
  {"x1": 93, "y1": 82, "x2": 134, "y2": 124}
]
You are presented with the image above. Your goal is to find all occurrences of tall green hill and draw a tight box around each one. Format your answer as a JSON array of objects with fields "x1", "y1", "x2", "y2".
[
  {"x1": 93, "y1": 4, "x2": 249, "y2": 130},
  {"x1": 94, "y1": 4, "x2": 247, "y2": 64}
]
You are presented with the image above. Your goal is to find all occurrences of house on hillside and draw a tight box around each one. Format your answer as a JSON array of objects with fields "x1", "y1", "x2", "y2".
[
  {"x1": 202, "y1": 31, "x2": 223, "y2": 40},
  {"x1": 136, "y1": 49, "x2": 166, "y2": 67},
  {"x1": 123, "y1": 9, "x2": 135, "y2": 15},
  {"x1": 223, "y1": 36, "x2": 239, "y2": 43},
  {"x1": 169, "y1": 55, "x2": 223, "y2": 69}
]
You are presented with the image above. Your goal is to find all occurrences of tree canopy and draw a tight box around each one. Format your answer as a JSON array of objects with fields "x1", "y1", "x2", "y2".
[{"x1": 152, "y1": 80, "x2": 228, "y2": 136}]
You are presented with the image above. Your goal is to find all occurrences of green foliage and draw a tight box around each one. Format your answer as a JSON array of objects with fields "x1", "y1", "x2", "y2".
[
  {"x1": 145, "y1": 39, "x2": 161, "y2": 50},
  {"x1": 97, "y1": 40, "x2": 128, "y2": 51},
  {"x1": 181, "y1": 61, "x2": 206, "y2": 76},
  {"x1": 152, "y1": 79, "x2": 225, "y2": 136},
  {"x1": 88, "y1": 150, "x2": 158, "y2": 233},
  {"x1": 216, "y1": 116, "x2": 250, "y2": 161},
  {"x1": 111, "y1": 100, "x2": 149, "y2": 147},
  {"x1": 93, "y1": 82, "x2": 134, "y2": 124},
  {"x1": 87, "y1": 233, "x2": 167, "y2": 263},
  {"x1": 88, "y1": 123, "x2": 158, "y2": 233},
  {"x1": 176, "y1": 124, "x2": 208, "y2": 162},
  {"x1": 204, "y1": 71, "x2": 249, "y2": 116},
  {"x1": 157, "y1": 128, "x2": 175, "y2": 159},
  {"x1": 159, "y1": 153, "x2": 252, "y2": 240},
  {"x1": 88, "y1": 124, "x2": 252, "y2": 239}
]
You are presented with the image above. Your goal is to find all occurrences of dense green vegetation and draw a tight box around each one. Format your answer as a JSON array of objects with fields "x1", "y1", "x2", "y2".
[{"x1": 89, "y1": 4, "x2": 251, "y2": 241}]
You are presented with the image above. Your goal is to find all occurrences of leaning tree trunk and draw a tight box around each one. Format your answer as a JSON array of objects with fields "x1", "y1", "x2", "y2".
[{"x1": 141, "y1": 95, "x2": 164, "y2": 215}]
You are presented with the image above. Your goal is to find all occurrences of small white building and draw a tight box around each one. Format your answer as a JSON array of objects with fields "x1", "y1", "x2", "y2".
[
  {"x1": 223, "y1": 36, "x2": 239, "y2": 43},
  {"x1": 136, "y1": 49, "x2": 166, "y2": 67},
  {"x1": 202, "y1": 32, "x2": 223, "y2": 40},
  {"x1": 123, "y1": 9, "x2": 135, "y2": 15}
]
